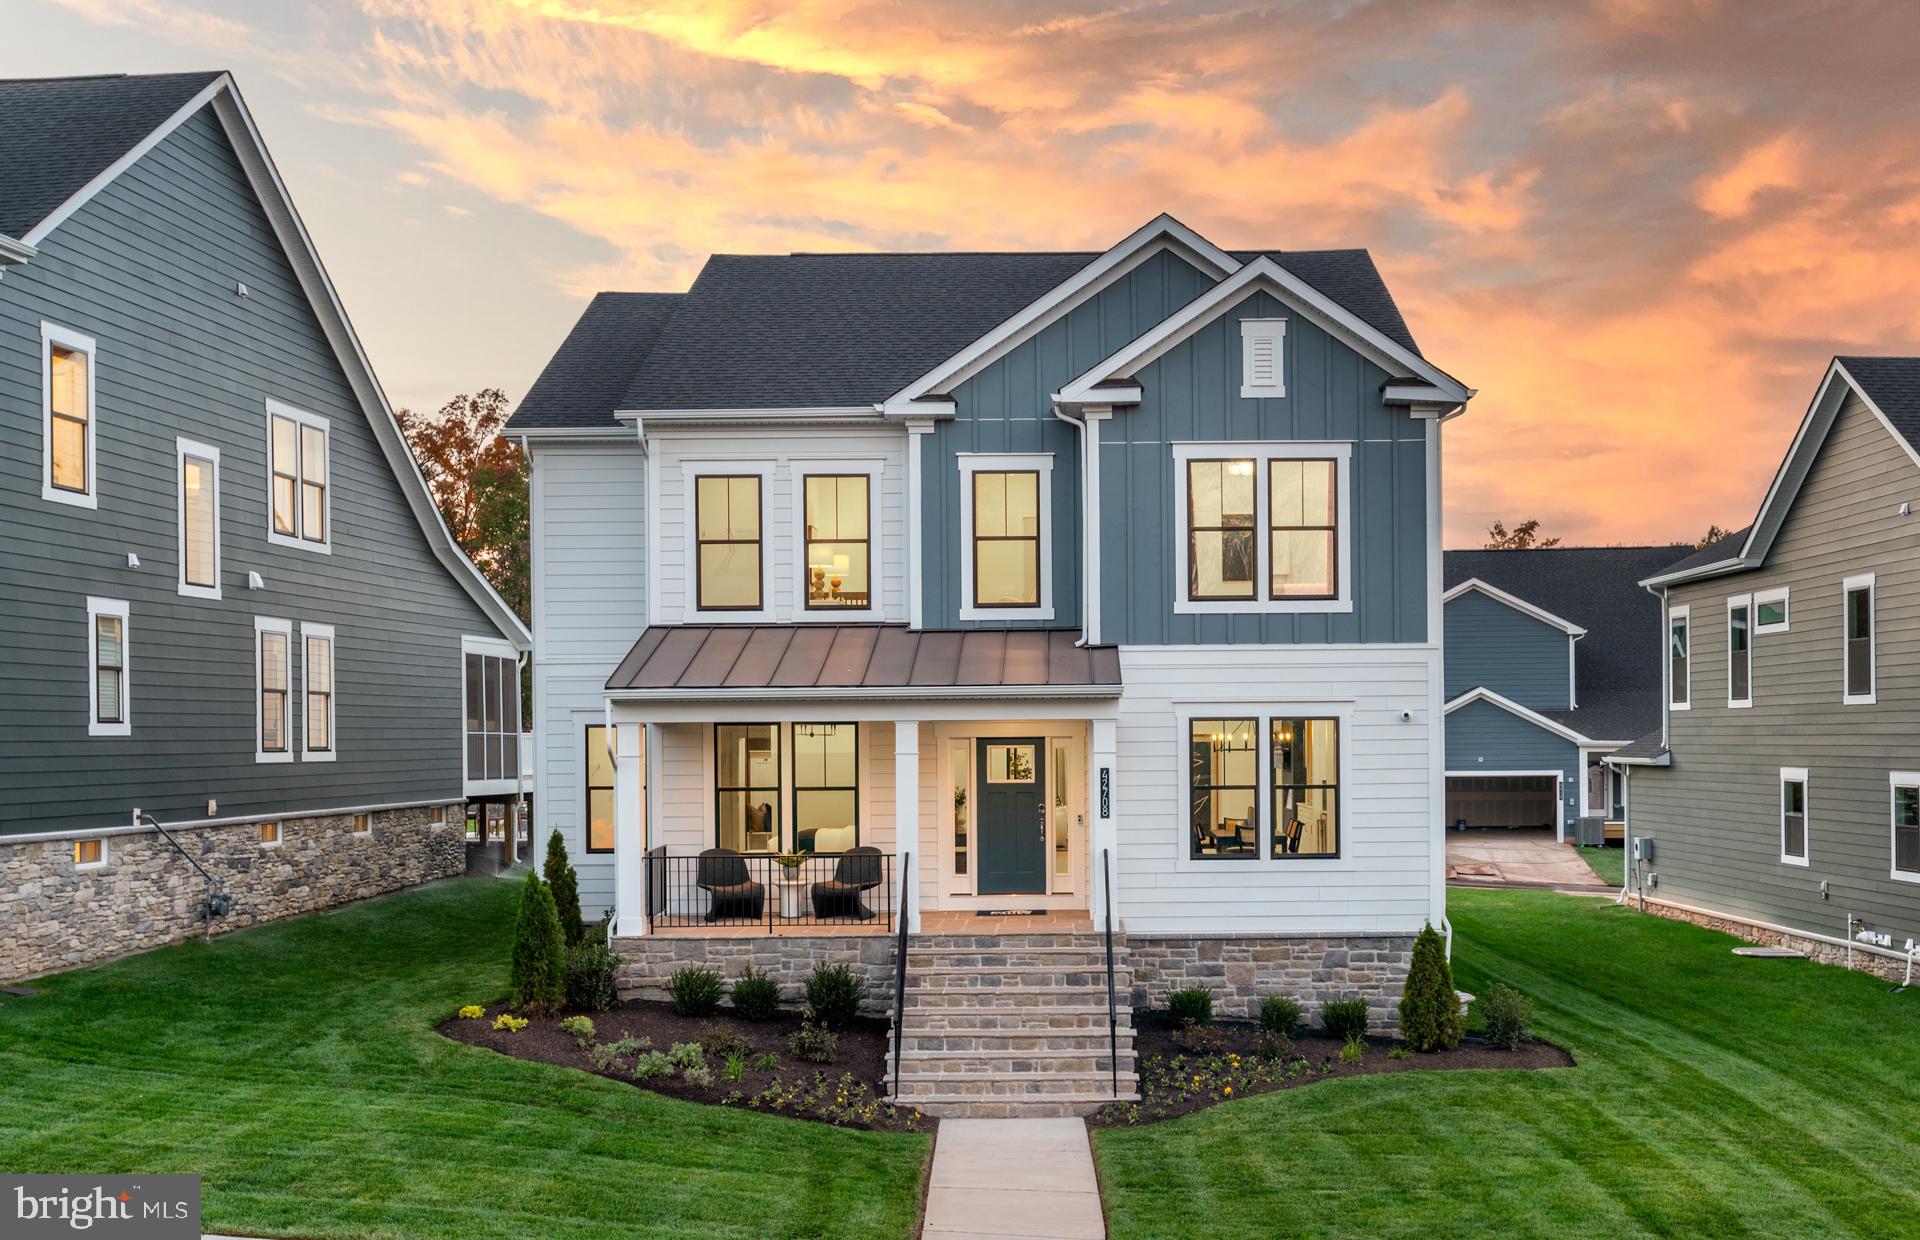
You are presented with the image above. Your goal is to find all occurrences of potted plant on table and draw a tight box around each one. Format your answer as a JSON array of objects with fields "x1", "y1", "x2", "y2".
[{"x1": 772, "y1": 851, "x2": 810, "y2": 918}]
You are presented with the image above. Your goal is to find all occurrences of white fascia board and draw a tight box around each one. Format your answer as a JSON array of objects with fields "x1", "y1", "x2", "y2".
[
  {"x1": 1442, "y1": 578, "x2": 1587, "y2": 636},
  {"x1": 613, "y1": 405, "x2": 884, "y2": 425},
  {"x1": 0, "y1": 233, "x2": 36, "y2": 268},
  {"x1": 511, "y1": 425, "x2": 634, "y2": 442},
  {"x1": 1639, "y1": 556, "x2": 1752, "y2": 589},
  {"x1": 1383, "y1": 383, "x2": 1458, "y2": 404},
  {"x1": 881, "y1": 214, "x2": 1240, "y2": 412},
  {"x1": 1603, "y1": 750, "x2": 1671, "y2": 767},
  {"x1": 1442, "y1": 686, "x2": 1597, "y2": 745},
  {"x1": 1056, "y1": 255, "x2": 1469, "y2": 406}
]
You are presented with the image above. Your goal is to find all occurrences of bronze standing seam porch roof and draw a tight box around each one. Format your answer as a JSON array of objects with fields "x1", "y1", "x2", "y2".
[{"x1": 605, "y1": 625, "x2": 1122, "y2": 696}]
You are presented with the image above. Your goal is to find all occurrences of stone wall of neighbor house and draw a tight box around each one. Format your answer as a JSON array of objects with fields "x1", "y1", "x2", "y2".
[
  {"x1": 1640, "y1": 899, "x2": 1917, "y2": 985},
  {"x1": 611, "y1": 935, "x2": 899, "y2": 1017},
  {"x1": 0, "y1": 804, "x2": 466, "y2": 982},
  {"x1": 1126, "y1": 934, "x2": 1417, "y2": 1031}
]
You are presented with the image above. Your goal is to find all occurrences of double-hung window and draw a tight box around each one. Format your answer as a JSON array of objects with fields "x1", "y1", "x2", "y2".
[
  {"x1": 256, "y1": 617, "x2": 293, "y2": 762},
  {"x1": 584, "y1": 724, "x2": 615, "y2": 853},
  {"x1": 302, "y1": 623, "x2": 335, "y2": 760},
  {"x1": 971, "y1": 470, "x2": 1041, "y2": 608},
  {"x1": 715, "y1": 724, "x2": 779, "y2": 852},
  {"x1": 695, "y1": 475, "x2": 763, "y2": 610},
  {"x1": 803, "y1": 475, "x2": 870, "y2": 610},
  {"x1": 1668, "y1": 606, "x2": 1691, "y2": 709},
  {"x1": 268, "y1": 402, "x2": 329, "y2": 550},
  {"x1": 1190, "y1": 719, "x2": 1259, "y2": 859},
  {"x1": 86, "y1": 597, "x2": 130, "y2": 737},
  {"x1": 177, "y1": 438, "x2": 221, "y2": 599},
  {"x1": 1174, "y1": 444, "x2": 1347, "y2": 613},
  {"x1": 1727, "y1": 596, "x2": 1751, "y2": 708},
  {"x1": 1267, "y1": 460, "x2": 1337, "y2": 599},
  {"x1": 1272, "y1": 717, "x2": 1340, "y2": 858},
  {"x1": 462, "y1": 638, "x2": 520, "y2": 790},
  {"x1": 1891, "y1": 774, "x2": 1920, "y2": 883},
  {"x1": 1843, "y1": 574, "x2": 1875, "y2": 704},
  {"x1": 1186, "y1": 460, "x2": 1256, "y2": 600},
  {"x1": 1780, "y1": 768, "x2": 1809, "y2": 866},
  {"x1": 43, "y1": 323, "x2": 97, "y2": 507},
  {"x1": 793, "y1": 724, "x2": 859, "y2": 852}
]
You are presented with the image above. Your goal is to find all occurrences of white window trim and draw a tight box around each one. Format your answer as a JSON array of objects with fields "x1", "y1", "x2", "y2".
[
  {"x1": 1170, "y1": 441, "x2": 1353, "y2": 616},
  {"x1": 1239, "y1": 318, "x2": 1289, "y2": 398},
  {"x1": 788, "y1": 459, "x2": 884, "y2": 621},
  {"x1": 681, "y1": 460, "x2": 776, "y2": 622},
  {"x1": 1889, "y1": 772, "x2": 1920, "y2": 885},
  {"x1": 1842, "y1": 573, "x2": 1876, "y2": 706},
  {"x1": 1754, "y1": 585, "x2": 1789, "y2": 634},
  {"x1": 1780, "y1": 766, "x2": 1809, "y2": 867},
  {"x1": 255, "y1": 615, "x2": 295, "y2": 764},
  {"x1": 1668, "y1": 605, "x2": 1691, "y2": 711},
  {"x1": 1171, "y1": 700, "x2": 1354, "y2": 875},
  {"x1": 301, "y1": 621, "x2": 337, "y2": 763},
  {"x1": 259, "y1": 821, "x2": 282, "y2": 849},
  {"x1": 1726, "y1": 594, "x2": 1752, "y2": 709},
  {"x1": 957, "y1": 452, "x2": 1055, "y2": 622},
  {"x1": 74, "y1": 837, "x2": 110, "y2": 871},
  {"x1": 86, "y1": 596, "x2": 131, "y2": 738},
  {"x1": 176, "y1": 437, "x2": 223, "y2": 600},
  {"x1": 265, "y1": 399, "x2": 333, "y2": 554},
  {"x1": 463, "y1": 634, "x2": 521, "y2": 797},
  {"x1": 42, "y1": 322, "x2": 99, "y2": 509}
]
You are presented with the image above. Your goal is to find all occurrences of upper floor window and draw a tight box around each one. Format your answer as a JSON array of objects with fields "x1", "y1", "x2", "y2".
[
  {"x1": 1173, "y1": 444, "x2": 1348, "y2": 615},
  {"x1": 268, "y1": 402, "x2": 330, "y2": 551},
  {"x1": 1843, "y1": 574, "x2": 1875, "y2": 704},
  {"x1": 303, "y1": 623, "x2": 335, "y2": 760},
  {"x1": 1186, "y1": 459, "x2": 1255, "y2": 600},
  {"x1": 256, "y1": 617, "x2": 293, "y2": 763},
  {"x1": 1668, "y1": 606, "x2": 1690, "y2": 709},
  {"x1": 1754, "y1": 586, "x2": 1789, "y2": 634},
  {"x1": 715, "y1": 723, "x2": 779, "y2": 852},
  {"x1": 695, "y1": 475, "x2": 762, "y2": 610},
  {"x1": 177, "y1": 438, "x2": 221, "y2": 600},
  {"x1": 1239, "y1": 319, "x2": 1287, "y2": 398},
  {"x1": 87, "y1": 596, "x2": 130, "y2": 738},
  {"x1": 42, "y1": 323, "x2": 97, "y2": 508},
  {"x1": 1892, "y1": 774, "x2": 1920, "y2": 883},
  {"x1": 1268, "y1": 460, "x2": 1337, "y2": 599},
  {"x1": 803, "y1": 475, "x2": 870, "y2": 609},
  {"x1": 1272, "y1": 717, "x2": 1339, "y2": 858},
  {"x1": 958, "y1": 454, "x2": 1053, "y2": 620},
  {"x1": 1780, "y1": 767, "x2": 1808, "y2": 866},
  {"x1": 793, "y1": 723, "x2": 859, "y2": 852},
  {"x1": 1727, "y1": 596, "x2": 1751, "y2": 708},
  {"x1": 463, "y1": 638, "x2": 520, "y2": 787}
]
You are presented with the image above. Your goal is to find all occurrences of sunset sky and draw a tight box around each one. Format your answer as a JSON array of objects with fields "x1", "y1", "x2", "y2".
[{"x1": 9, "y1": 0, "x2": 1920, "y2": 546}]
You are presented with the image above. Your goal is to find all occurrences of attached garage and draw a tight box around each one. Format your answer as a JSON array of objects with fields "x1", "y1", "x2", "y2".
[{"x1": 1447, "y1": 774, "x2": 1559, "y2": 830}]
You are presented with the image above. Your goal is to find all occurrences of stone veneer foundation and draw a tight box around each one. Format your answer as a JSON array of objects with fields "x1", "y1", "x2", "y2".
[
  {"x1": 1639, "y1": 898, "x2": 1919, "y2": 985},
  {"x1": 1126, "y1": 933, "x2": 1416, "y2": 1031},
  {"x1": 612, "y1": 935, "x2": 899, "y2": 1017},
  {"x1": 0, "y1": 804, "x2": 465, "y2": 983}
]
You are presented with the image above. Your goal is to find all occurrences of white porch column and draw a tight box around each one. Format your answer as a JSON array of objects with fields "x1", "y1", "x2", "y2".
[
  {"x1": 612, "y1": 719, "x2": 647, "y2": 937},
  {"x1": 894, "y1": 720, "x2": 922, "y2": 932},
  {"x1": 1089, "y1": 717, "x2": 1119, "y2": 931}
]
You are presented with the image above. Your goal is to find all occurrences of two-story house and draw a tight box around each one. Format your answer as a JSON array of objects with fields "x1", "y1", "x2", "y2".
[
  {"x1": 510, "y1": 215, "x2": 1472, "y2": 1114},
  {"x1": 1441, "y1": 545, "x2": 1686, "y2": 840},
  {"x1": 1612, "y1": 357, "x2": 1920, "y2": 980},
  {"x1": 0, "y1": 73, "x2": 530, "y2": 983}
]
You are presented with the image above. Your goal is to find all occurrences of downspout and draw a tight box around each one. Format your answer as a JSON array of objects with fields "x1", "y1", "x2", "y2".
[
  {"x1": 515, "y1": 648, "x2": 529, "y2": 868},
  {"x1": 1051, "y1": 401, "x2": 1092, "y2": 647}
]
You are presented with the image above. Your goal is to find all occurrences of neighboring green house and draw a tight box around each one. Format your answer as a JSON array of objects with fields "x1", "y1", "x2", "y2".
[{"x1": 1615, "y1": 357, "x2": 1920, "y2": 979}]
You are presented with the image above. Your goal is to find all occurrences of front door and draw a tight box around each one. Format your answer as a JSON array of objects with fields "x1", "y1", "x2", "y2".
[{"x1": 977, "y1": 738, "x2": 1047, "y2": 895}]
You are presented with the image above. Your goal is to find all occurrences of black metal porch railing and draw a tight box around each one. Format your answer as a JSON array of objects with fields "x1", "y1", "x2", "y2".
[{"x1": 645, "y1": 850, "x2": 894, "y2": 932}]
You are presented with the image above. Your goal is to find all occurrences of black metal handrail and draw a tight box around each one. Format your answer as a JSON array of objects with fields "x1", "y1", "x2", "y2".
[
  {"x1": 1102, "y1": 846, "x2": 1118, "y2": 1098},
  {"x1": 644, "y1": 844, "x2": 667, "y2": 931},
  {"x1": 136, "y1": 811, "x2": 231, "y2": 921},
  {"x1": 891, "y1": 851, "x2": 911, "y2": 1102},
  {"x1": 645, "y1": 851, "x2": 893, "y2": 932}
]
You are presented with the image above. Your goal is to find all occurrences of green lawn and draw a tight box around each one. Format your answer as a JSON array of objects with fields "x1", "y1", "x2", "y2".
[
  {"x1": 1576, "y1": 843, "x2": 1625, "y2": 887},
  {"x1": 1095, "y1": 888, "x2": 1920, "y2": 1238},
  {"x1": 0, "y1": 878, "x2": 928, "y2": 1239}
]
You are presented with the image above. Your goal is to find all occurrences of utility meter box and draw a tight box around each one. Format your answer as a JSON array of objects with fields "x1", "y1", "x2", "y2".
[{"x1": 1632, "y1": 837, "x2": 1654, "y2": 863}]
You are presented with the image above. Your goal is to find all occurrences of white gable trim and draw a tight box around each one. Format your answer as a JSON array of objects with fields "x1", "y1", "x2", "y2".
[
  {"x1": 1055, "y1": 255, "x2": 1469, "y2": 407},
  {"x1": 1442, "y1": 579, "x2": 1587, "y2": 637},
  {"x1": 1443, "y1": 686, "x2": 1597, "y2": 746},
  {"x1": 880, "y1": 214, "x2": 1239, "y2": 415}
]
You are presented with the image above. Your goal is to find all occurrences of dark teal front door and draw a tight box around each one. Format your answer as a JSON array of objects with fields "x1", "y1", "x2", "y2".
[{"x1": 978, "y1": 738, "x2": 1047, "y2": 895}]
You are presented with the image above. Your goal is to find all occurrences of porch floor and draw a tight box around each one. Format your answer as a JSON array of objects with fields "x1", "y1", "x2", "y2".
[
  {"x1": 644, "y1": 910, "x2": 1097, "y2": 939},
  {"x1": 648, "y1": 920, "x2": 890, "y2": 938}
]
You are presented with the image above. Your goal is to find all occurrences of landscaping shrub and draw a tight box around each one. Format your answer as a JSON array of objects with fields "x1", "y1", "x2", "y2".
[
  {"x1": 1339, "y1": 1033, "x2": 1366, "y2": 1063},
  {"x1": 789, "y1": 1020, "x2": 838, "y2": 1063},
  {"x1": 457, "y1": 1004, "x2": 485, "y2": 1020},
  {"x1": 667, "y1": 966, "x2": 724, "y2": 1017},
  {"x1": 560, "y1": 1015, "x2": 596, "y2": 1046},
  {"x1": 803, "y1": 963, "x2": 866, "y2": 1029},
  {"x1": 699, "y1": 1024, "x2": 750, "y2": 1061},
  {"x1": 543, "y1": 830, "x2": 586, "y2": 946},
  {"x1": 1478, "y1": 983, "x2": 1534, "y2": 1050},
  {"x1": 508, "y1": 871, "x2": 567, "y2": 1016},
  {"x1": 492, "y1": 1013, "x2": 528, "y2": 1033},
  {"x1": 565, "y1": 941, "x2": 620, "y2": 1012},
  {"x1": 1166, "y1": 986, "x2": 1214, "y2": 1027},
  {"x1": 1320, "y1": 996, "x2": 1370, "y2": 1041},
  {"x1": 730, "y1": 966, "x2": 781, "y2": 1021},
  {"x1": 1259, "y1": 995, "x2": 1303, "y2": 1038},
  {"x1": 1398, "y1": 924, "x2": 1463, "y2": 1052},
  {"x1": 1253, "y1": 1030, "x2": 1293, "y2": 1062},
  {"x1": 682, "y1": 1062, "x2": 714, "y2": 1087},
  {"x1": 667, "y1": 1042, "x2": 706, "y2": 1070},
  {"x1": 631, "y1": 1050, "x2": 672, "y2": 1080}
]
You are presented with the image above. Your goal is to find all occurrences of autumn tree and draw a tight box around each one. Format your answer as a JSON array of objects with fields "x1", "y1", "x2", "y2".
[
  {"x1": 1484, "y1": 519, "x2": 1560, "y2": 550},
  {"x1": 1696, "y1": 524, "x2": 1732, "y2": 549},
  {"x1": 396, "y1": 389, "x2": 529, "y2": 622}
]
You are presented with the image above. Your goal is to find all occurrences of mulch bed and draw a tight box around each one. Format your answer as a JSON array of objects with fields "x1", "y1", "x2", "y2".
[
  {"x1": 440, "y1": 1000, "x2": 929, "y2": 1131},
  {"x1": 1089, "y1": 1009, "x2": 1573, "y2": 1128}
]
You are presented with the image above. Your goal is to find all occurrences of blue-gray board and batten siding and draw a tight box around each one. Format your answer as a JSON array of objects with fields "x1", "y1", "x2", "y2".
[
  {"x1": 1444, "y1": 699, "x2": 1579, "y2": 818},
  {"x1": 0, "y1": 105, "x2": 499, "y2": 835},
  {"x1": 1443, "y1": 589, "x2": 1571, "y2": 708}
]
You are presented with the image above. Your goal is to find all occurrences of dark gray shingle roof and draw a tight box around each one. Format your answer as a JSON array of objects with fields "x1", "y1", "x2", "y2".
[
  {"x1": 1836, "y1": 356, "x2": 1920, "y2": 453},
  {"x1": 509, "y1": 292, "x2": 683, "y2": 430},
  {"x1": 1445, "y1": 545, "x2": 1692, "y2": 744},
  {"x1": 1605, "y1": 731, "x2": 1670, "y2": 765},
  {"x1": 1647, "y1": 527, "x2": 1750, "y2": 581},
  {"x1": 0, "y1": 72, "x2": 224, "y2": 239}
]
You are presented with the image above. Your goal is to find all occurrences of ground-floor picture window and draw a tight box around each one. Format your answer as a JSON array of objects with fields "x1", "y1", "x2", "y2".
[
  {"x1": 1190, "y1": 718, "x2": 1258, "y2": 859},
  {"x1": 793, "y1": 723, "x2": 858, "y2": 852},
  {"x1": 716, "y1": 723, "x2": 779, "y2": 852},
  {"x1": 1272, "y1": 717, "x2": 1339, "y2": 857},
  {"x1": 585, "y1": 724, "x2": 615, "y2": 853}
]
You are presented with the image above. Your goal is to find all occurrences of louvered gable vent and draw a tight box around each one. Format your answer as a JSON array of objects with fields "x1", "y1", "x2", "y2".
[{"x1": 1240, "y1": 318, "x2": 1288, "y2": 398}]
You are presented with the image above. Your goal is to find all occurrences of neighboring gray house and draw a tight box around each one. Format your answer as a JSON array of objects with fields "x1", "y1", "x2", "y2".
[
  {"x1": 1441, "y1": 545, "x2": 1686, "y2": 838},
  {"x1": 1614, "y1": 357, "x2": 1920, "y2": 980},
  {"x1": 0, "y1": 73, "x2": 529, "y2": 981}
]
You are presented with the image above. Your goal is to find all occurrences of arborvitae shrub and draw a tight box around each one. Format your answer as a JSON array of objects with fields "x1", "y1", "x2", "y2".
[
  {"x1": 1398, "y1": 924, "x2": 1463, "y2": 1052},
  {"x1": 509, "y1": 870, "x2": 567, "y2": 1016},
  {"x1": 544, "y1": 830, "x2": 585, "y2": 946}
]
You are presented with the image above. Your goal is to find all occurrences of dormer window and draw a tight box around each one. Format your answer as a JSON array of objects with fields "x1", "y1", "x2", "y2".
[{"x1": 1239, "y1": 319, "x2": 1287, "y2": 398}]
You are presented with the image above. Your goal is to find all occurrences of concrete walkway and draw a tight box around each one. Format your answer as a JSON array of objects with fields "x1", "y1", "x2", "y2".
[
  {"x1": 1446, "y1": 828, "x2": 1612, "y2": 893},
  {"x1": 922, "y1": 1118, "x2": 1105, "y2": 1239}
]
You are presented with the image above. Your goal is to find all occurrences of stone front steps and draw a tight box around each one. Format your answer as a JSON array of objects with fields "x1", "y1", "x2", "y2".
[{"x1": 887, "y1": 931, "x2": 1138, "y2": 1119}]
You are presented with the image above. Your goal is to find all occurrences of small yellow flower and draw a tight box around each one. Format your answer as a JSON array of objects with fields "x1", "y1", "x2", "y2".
[
  {"x1": 1223, "y1": 1086, "x2": 1233, "y2": 1096},
  {"x1": 458, "y1": 1004, "x2": 485, "y2": 1020}
]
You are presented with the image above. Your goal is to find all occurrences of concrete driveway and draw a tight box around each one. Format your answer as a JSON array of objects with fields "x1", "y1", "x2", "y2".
[{"x1": 1446, "y1": 828, "x2": 1613, "y2": 892}]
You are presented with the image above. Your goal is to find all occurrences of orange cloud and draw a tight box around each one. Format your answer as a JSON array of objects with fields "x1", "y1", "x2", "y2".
[{"x1": 1695, "y1": 132, "x2": 1806, "y2": 218}]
